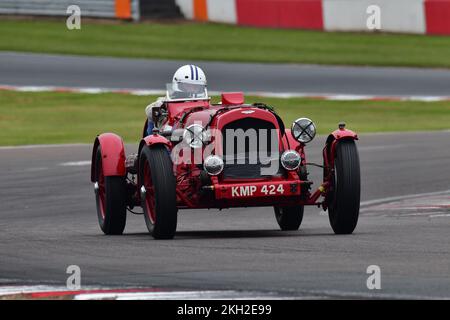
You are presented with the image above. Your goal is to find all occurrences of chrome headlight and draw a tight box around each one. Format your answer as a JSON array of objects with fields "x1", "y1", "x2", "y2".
[
  {"x1": 280, "y1": 150, "x2": 301, "y2": 171},
  {"x1": 292, "y1": 118, "x2": 316, "y2": 143},
  {"x1": 183, "y1": 124, "x2": 207, "y2": 149},
  {"x1": 203, "y1": 155, "x2": 224, "y2": 176}
]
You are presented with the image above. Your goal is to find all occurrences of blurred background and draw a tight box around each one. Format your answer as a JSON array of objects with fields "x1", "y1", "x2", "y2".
[
  {"x1": 1, "y1": 0, "x2": 450, "y2": 144},
  {"x1": 1, "y1": 0, "x2": 449, "y2": 34}
]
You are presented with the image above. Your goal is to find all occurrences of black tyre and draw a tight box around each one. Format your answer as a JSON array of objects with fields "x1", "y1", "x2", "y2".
[
  {"x1": 328, "y1": 140, "x2": 360, "y2": 234},
  {"x1": 94, "y1": 147, "x2": 127, "y2": 235},
  {"x1": 274, "y1": 206, "x2": 304, "y2": 231},
  {"x1": 139, "y1": 145, "x2": 178, "y2": 239}
]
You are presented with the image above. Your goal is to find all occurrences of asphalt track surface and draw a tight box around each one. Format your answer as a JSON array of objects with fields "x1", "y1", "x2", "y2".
[
  {"x1": 2, "y1": 52, "x2": 450, "y2": 97},
  {"x1": 1, "y1": 131, "x2": 450, "y2": 298}
]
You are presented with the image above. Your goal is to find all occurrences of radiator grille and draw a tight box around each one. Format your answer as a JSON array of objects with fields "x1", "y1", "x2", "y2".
[{"x1": 222, "y1": 117, "x2": 281, "y2": 179}]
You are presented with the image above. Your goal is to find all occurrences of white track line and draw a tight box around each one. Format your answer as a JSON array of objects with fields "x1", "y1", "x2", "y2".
[
  {"x1": 65, "y1": 289, "x2": 450, "y2": 300},
  {"x1": 358, "y1": 144, "x2": 410, "y2": 151},
  {"x1": 429, "y1": 213, "x2": 450, "y2": 218},
  {"x1": 59, "y1": 161, "x2": 91, "y2": 167},
  {"x1": 0, "y1": 285, "x2": 447, "y2": 300},
  {"x1": 74, "y1": 290, "x2": 276, "y2": 300},
  {"x1": 360, "y1": 189, "x2": 450, "y2": 208},
  {"x1": 2, "y1": 84, "x2": 450, "y2": 102},
  {"x1": 0, "y1": 285, "x2": 78, "y2": 296},
  {"x1": 0, "y1": 143, "x2": 89, "y2": 150}
]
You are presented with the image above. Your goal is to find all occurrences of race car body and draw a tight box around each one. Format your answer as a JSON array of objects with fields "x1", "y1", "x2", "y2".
[{"x1": 91, "y1": 92, "x2": 360, "y2": 239}]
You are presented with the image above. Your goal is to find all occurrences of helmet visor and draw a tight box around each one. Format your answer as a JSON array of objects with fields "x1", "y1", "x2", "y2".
[{"x1": 166, "y1": 82, "x2": 208, "y2": 100}]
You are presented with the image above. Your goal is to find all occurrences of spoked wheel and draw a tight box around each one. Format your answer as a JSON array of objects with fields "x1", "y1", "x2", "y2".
[
  {"x1": 327, "y1": 140, "x2": 360, "y2": 234},
  {"x1": 94, "y1": 146, "x2": 127, "y2": 235},
  {"x1": 274, "y1": 206, "x2": 304, "y2": 231},
  {"x1": 139, "y1": 145, "x2": 178, "y2": 239}
]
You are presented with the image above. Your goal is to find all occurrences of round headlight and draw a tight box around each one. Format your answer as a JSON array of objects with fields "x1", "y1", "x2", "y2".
[
  {"x1": 280, "y1": 150, "x2": 301, "y2": 171},
  {"x1": 183, "y1": 124, "x2": 206, "y2": 149},
  {"x1": 203, "y1": 155, "x2": 224, "y2": 176},
  {"x1": 292, "y1": 118, "x2": 316, "y2": 143}
]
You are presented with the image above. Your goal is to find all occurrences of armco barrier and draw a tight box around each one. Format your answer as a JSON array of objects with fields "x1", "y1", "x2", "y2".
[
  {"x1": 0, "y1": 0, "x2": 138, "y2": 20},
  {"x1": 175, "y1": 0, "x2": 450, "y2": 35}
]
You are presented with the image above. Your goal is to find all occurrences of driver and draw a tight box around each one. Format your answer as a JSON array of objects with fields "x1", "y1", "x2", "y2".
[{"x1": 145, "y1": 65, "x2": 208, "y2": 135}]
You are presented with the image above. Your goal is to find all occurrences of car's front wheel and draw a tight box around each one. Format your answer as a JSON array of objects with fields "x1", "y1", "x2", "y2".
[
  {"x1": 327, "y1": 139, "x2": 360, "y2": 234},
  {"x1": 274, "y1": 205, "x2": 304, "y2": 231},
  {"x1": 139, "y1": 145, "x2": 178, "y2": 239},
  {"x1": 94, "y1": 146, "x2": 127, "y2": 235}
]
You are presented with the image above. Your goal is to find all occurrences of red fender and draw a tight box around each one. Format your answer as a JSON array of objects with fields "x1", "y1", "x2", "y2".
[
  {"x1": 283, "y1": 129, "x2": 301, "y2": 151},
  {"x1": 324, "y1": 127, "x2": 358, "y2": 170},
  {"x1": 90, "y1": 133, "x2": 126, "y2": 182},
  {"x1": 138, "y1": 133, "x2": 172, "y2": 156},
  {"x1": 330, "y1": 127, "x2": 358, "y2": 141}
]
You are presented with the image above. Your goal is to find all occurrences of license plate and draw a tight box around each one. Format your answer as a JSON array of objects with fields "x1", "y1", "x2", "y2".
[{"x1": 231, "y1": 183, "x2": 285, "y2": 197}]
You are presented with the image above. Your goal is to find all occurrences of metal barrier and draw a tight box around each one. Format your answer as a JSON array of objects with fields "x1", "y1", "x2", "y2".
[{"x1": 0, "y1": 0, "x2": 140, "y2": 20}]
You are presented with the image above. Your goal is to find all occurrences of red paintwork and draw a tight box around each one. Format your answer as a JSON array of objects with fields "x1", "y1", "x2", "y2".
[
  {"x1": 425, "y1": 0, "x2": 450, "y2": 35},
  {"x1": 326, "y1": 127, "x2": 358, "y2": 168},
  {"x1": 221, "y1": 92, "x2": 245, "y2": 105},
  {"x1": 236, "y1": 0, "x2": 323, "y2": 30},
  {"x1": 137, "y1": 134, "x2": 172, "y2": 169},
  {"x1": 142, "y1": 133, "x2": 171, "y2": 148},
  {"x1": 90, "y1": 133, "x2": 126, "y2": 182},
  {"x1": 283, "y1": 129, "x2": 301, "y2": 151},
  {"x1": 330, "y1": 127, "x2": 358, "y2": 141},
  {"x1": 167, "y1": 100, "x2": 210, "y2": 122},
  {"x1": 213, "y1": 107, "x2": 285, "y2": 157},
  {"x1": 279, "y1": 0, "x2": 323, "y2": 29},
  {"x1": 92, "y1": 93, "x2": 358, "y2": 211},
  {"x1": 320, "y1": 127, "x2": 359, "y2": 210}
]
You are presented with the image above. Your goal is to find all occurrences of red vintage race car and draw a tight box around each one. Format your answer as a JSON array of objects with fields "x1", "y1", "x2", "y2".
[{"x1": 90, "y1": 92, "x2": 360, "y2": 239}]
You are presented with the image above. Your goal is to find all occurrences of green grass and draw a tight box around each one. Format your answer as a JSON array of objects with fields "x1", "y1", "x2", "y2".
[
  {"x1": 1, "y1": 90, "x2": 449, "y2": 146},
  {"x1": 1, "y1": 18, "x2": 450, "y2": 68}
]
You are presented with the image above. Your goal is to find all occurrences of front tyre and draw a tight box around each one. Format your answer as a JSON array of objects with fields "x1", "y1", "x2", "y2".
[
  {"x1": 139, "y1": 145, "x2": 178, "y2": 239},
  {"x1": 94, "y1": 147, "x2": 127, "y2": 235},
  {"x1": 274, "y1": 206, "x2": 304, "y2": 231},
  {"x1": 328, "y1": 140, "x2": 360, "y2": 234}
]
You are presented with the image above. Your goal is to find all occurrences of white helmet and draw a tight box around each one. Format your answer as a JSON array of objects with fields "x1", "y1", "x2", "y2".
[{"x1": 167, "y1": 65, "x2": 208, "y2": 100}]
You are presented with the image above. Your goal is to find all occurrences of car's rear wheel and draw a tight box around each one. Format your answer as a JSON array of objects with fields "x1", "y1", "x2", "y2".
[
  {"x1": 274, "y1": 205, "x2": 304, "y2": 231},
  {"x1": 328, "y1": 140, "x2": 360, "y2": 234},
  {"x1": 139, "y1": 145, "x2": 178, "y2": 239},
  {"x1": 94, "y1": 146, "x2": 127, "y2": 235}
]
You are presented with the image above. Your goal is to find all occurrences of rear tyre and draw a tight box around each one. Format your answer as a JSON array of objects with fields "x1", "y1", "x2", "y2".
[
  {"x1": 328, "y1": 140, "x2": 360, "y2": 234},
  {"x1": 139, "y1": 145, "x2": 178, "y2": 239},
  {"x1": 274, "y1": 206, "x2": 304, "y2": 231},
  {"x1": 94, "y1": 147, "x2": 127, "y2": 235}
]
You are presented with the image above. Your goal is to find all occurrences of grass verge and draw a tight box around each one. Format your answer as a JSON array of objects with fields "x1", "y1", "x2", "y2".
[
  {"x1": 1, "y1": 19, "x2": 450, "y2": 68},
  {"x1": 1, "y1": 90, "x2": 449, "y2": 146}
]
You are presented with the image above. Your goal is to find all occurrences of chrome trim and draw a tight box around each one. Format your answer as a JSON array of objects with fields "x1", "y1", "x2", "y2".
[
  {"x1": 291, "y1": 117, "x2": 316, "y2": 143},
  {"x1": 280, "y1": 150, "x2": 301, "y2": 171},
  {"x1": 203, "y1": 155, "x2": 224, "y2": 176},
  {"x1": 140, "y1": 185, "x2": 146, "y2": 198}
]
